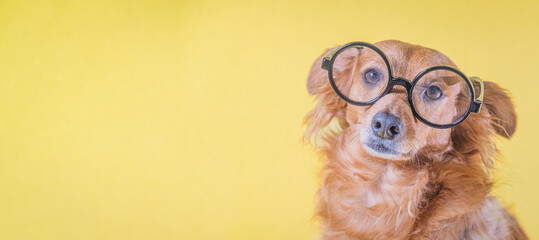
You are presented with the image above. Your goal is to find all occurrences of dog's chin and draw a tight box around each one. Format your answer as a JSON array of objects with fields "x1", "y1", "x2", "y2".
[{"x1": 361, "y1": 140, "x2": 410, "y2": 161}]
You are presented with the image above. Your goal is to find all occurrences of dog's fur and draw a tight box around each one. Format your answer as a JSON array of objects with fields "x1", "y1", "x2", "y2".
[{"x1": 305, "y1": 40, "x2": 527, "y2": 239}]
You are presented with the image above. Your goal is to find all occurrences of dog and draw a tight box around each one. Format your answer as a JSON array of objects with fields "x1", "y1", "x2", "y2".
[{"x1": 304, "y1": 40, "x2": 528, "y2": 239}]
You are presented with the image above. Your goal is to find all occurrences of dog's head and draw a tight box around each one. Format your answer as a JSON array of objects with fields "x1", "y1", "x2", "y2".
[{"x1": 305, "y1": 40, "x2": 516, "y2": 162}]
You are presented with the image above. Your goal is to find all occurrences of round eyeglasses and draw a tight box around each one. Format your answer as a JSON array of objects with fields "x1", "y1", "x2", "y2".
[{"x1": 321, "y1": 42, "x2": 484, "y2": 129}]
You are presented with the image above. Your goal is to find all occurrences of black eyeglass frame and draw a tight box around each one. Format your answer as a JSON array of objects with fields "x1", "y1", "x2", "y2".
[{"x1": 321, "y1": 41, "x2": 484, "y2": 129}]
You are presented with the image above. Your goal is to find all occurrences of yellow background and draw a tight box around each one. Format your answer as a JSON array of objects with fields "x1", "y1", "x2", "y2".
[{"x1": 1, "y1": 0, "x2": 538, "y2": 239}]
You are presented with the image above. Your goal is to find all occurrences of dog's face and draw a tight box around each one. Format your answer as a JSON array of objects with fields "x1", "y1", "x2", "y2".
[
  {"x1": 349, "y1": 41, "x2": 460, "y2": 160},
  {"x1": 305, "y1": 40, "x2": 516, "y2": 162}
]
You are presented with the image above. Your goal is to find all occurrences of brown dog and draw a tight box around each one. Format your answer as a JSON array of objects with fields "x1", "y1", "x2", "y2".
[{"x1": 305, "y1": 40, "x2": 528, "y2": 239}]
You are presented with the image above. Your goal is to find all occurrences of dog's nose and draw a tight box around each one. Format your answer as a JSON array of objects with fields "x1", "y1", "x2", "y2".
[{"x1": 371, "y1": 112, "x2": 402, "y2": 140}]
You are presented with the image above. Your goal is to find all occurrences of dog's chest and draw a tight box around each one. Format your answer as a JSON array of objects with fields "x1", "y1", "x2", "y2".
[
  {"x1": 322, "y1": 162, "x2": 431, "y2": 239},
  {"x1": 360, "y1": 165, "x2": 427, "y2": 216}
]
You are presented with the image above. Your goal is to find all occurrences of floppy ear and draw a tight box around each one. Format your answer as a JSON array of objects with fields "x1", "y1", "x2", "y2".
[
  {"x1": 304, "y1": 47, "x2": 353, "y2": 141},
  {"x1": 306, "y1": 47, "x2": 337, "y2": 95},
  {"x1": 482, "y1": 81, "x2": 517, "y2": 139}
]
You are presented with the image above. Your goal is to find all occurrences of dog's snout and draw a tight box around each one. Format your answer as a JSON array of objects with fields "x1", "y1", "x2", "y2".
[{"x1": 371, "y1": 112, "x2": 402, "y2": 140}]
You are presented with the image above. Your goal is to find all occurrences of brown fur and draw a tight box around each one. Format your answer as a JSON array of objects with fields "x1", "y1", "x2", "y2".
[{"x1": 305, "y1": 40, "x2": 527, "y2": 239}]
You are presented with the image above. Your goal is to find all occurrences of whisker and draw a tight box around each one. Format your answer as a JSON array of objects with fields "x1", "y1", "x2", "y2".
[{"x1": 351, "y1": 130, "x2": 362, "y2": 142}]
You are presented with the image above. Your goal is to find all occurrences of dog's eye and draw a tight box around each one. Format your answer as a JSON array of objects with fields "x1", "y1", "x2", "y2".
[
  {"x1": 424, "y1": 85, "x2": 443, "y2": 100},
  {"x1": 363, "y1": 69, "x2": 380, "y2": 84}
]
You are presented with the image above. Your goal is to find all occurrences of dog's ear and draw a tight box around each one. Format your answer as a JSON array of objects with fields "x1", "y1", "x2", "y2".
[
  {"x1": 306, "y1": 47, "x2": 337, "y2": 95},
  {"x1": 482, "y1": 81, "x2": 517, "y2": 139},
  {"x1": 304, "y1": 47, "x2": 354, "y2": 141}
]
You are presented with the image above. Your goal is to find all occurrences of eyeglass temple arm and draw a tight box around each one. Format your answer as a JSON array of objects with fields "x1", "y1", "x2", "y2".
[
  {"x1": 321, "y1": 46, "x2": 364, "y2": 70},
  {"x1": 321, "y1": 48, "x2": 339, "y2": 70},
  {"x1": 470, "y1": 76, "x2": 484, "y2": 113}
]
